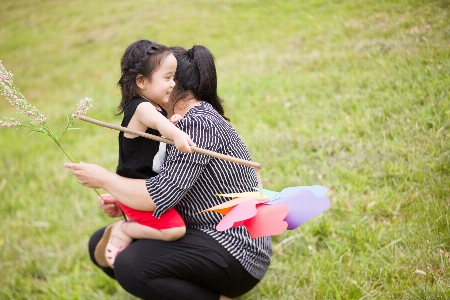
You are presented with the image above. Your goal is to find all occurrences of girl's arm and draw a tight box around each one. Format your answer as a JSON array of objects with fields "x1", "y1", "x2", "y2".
[{"x1": 135, "y1": 102, "x2": 195, "y2": 153}]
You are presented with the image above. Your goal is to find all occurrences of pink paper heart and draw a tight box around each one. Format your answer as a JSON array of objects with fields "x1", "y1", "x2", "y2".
[
  {"x1": 216, "y1": 199, "x2": 260, "y2": 231},
  {"x1": 244, "y1": 204, "x2": 289, "y2": 239}
]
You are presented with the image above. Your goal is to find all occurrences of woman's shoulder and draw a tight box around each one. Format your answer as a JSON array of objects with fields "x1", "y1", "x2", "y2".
[
  {"x1": 179, "y1": 102, "x2": 235, "y2": 142},
  {"x1": 186, "y1": 102, "x2": 226, "y2": 123}
]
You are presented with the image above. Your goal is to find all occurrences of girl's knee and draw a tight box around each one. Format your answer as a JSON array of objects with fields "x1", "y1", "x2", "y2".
[{"x1": 161, "y1": 226, "x2": 186, "y2": 241}]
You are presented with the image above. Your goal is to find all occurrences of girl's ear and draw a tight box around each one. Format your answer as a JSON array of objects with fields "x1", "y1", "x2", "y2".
[{"x1": 136, "y1": 74, "x2": 146, "y2": 90}]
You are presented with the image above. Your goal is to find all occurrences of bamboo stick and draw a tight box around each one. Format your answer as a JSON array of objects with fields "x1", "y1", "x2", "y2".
[{"x1": 79, "y1": 116, "x2": 263, "y2": 170}]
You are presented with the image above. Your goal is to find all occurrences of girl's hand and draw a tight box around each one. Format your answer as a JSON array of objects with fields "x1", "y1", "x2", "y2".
[
  {"x1": 169, "y1": 114, "x2": 183, "y2": 125},
  {"x1": 169, "y1": 114, "x2": 195, "y2": 153},
  {"x1": 98, "y1": 194, "x2": 123, "y2": 218},
  {"x1": 173, "y1": 131, "x2": 195, "y2": 154}
]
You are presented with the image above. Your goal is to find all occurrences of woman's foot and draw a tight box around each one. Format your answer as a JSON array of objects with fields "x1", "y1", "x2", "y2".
[{"x1": 94, "y1": 221, "x2": 133, "y2": 268}]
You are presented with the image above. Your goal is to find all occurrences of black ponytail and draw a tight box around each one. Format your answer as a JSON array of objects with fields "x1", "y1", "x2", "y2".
[{"x1": 170, "y1": 45, "x2": 229, "y2": 121}]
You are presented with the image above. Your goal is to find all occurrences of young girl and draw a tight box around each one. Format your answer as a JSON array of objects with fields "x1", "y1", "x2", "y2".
[{"x1": 94, "y1": 40, "x2": 194, "y2": 268}]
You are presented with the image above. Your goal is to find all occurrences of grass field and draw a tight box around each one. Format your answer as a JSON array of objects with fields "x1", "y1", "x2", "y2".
[{"x1": 1, "y1": 0, "x2": 449, "y2": 299}]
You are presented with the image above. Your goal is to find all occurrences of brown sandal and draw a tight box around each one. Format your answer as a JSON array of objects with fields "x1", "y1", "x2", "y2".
[{"x1": 94, "y1": 222, "x2": 131, "y2": 268}]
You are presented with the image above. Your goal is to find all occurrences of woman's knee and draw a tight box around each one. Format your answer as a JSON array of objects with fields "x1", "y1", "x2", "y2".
[
  {"x1": 113, "y1": 249, "x2": 162, "y2": 298},
  {"x1": 113, "y1": 245, "x2": 149, "y2": 283}
]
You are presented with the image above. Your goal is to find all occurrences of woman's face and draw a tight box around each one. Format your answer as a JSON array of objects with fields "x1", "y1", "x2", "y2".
[{"x1": 140, "y1": 53, "x2": 177, "y2": 105}]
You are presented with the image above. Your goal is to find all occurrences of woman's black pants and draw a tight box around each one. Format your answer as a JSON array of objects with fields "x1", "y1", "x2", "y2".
[{"x1": 88, "y1": 227, "x2": 260, "y2": 300}]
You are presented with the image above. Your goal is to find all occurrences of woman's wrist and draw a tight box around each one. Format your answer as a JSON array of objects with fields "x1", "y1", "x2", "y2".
[{"x1": 101, "y1": 172, "x2": 123, "y2": 192}]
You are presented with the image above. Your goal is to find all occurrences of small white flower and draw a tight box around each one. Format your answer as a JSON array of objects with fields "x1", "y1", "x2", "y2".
[
  {"x1": 71, "y1": 97, "x2": 93, "y2": 119},
  {"x1": 414, "y1": 269, "x2": 427, "y2": 276}
]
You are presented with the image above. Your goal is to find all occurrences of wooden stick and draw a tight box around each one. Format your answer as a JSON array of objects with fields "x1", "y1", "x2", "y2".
[
  {"x1": 255, "y1": 168, "x2": 266, "y2": 200},
  {"x1": 79, "y1": 116, "x2": 263, "y2": 169}
]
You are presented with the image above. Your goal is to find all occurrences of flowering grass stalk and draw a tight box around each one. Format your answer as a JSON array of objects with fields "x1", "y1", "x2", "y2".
[
  {"x1": 0, "y1": 61, "x2": 129, "y2": 221},
  {"x1": 0, "y1": 60, "x2": 115, "y2": 210},
  {"x1": 0, "y1": 60, "x2": 91, "y2": 163}
]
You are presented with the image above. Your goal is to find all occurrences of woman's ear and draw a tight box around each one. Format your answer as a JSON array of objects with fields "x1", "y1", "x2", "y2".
[{"x1": 136, "y1": 74, "x2": 146, "y2": 90}]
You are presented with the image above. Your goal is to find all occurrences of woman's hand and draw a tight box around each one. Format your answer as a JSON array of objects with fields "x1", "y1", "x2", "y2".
[
  {"x1": 98, "y1": 194, "x2": 124, "y2": 218},
  {"x1": 65, "y1": 162, "x2": 156, "y2": 212},
  {"x1": 64, "y1": 162, "x2": 111, "y2": 189}
]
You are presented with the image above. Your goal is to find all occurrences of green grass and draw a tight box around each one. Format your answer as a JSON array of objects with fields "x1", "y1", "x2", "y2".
[{"x1": 1, "y1": 0, "x2": 449, "y2": 299}]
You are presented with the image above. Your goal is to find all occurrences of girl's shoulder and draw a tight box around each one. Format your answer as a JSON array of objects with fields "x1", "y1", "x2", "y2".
[
  {"x1": 124, "y1": 97, "x2": 148, "y2": 112},
  {"x1": 128, "y1": 96, "x2": 147, "y2": 105}
]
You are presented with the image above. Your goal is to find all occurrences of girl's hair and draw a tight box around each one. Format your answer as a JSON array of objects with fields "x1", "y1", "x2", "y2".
[
  {"x1": 169, "y1": 45, "x2": 229, "y2": 121},
  {"x1": 117, "y1": 40, "x2": 172, "y2": 115}
]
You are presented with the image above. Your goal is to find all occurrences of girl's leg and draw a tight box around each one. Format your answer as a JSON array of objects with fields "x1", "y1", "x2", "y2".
[
  {"x1": 113, "y1": 228, "x2": 260, "y2": 300},
  {"x1": 121, "y1": 220, "x2": 186, "y2": 241},
  {"x1": 88, "y1": 227, "x2": 115, "y2": 279}
]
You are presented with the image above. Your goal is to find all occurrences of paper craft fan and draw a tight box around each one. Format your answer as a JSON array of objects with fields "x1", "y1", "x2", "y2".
[{"x1": 200, "y1": 185, "x2": 331, "y2": 239}]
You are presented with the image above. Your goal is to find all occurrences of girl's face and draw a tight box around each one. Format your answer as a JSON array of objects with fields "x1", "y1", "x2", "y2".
[{"x1": 139, "y1": 53, "x2": 177, "y2": 106}]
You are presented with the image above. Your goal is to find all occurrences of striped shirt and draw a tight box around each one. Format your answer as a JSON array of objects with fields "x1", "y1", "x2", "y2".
[{"x1": 146, "y1": 101, "x2": 272, "y2": 279}]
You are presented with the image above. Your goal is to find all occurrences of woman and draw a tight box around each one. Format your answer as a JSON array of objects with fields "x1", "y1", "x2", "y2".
[{"x1": 65, "y1": 45, "x2": 272, "y2": 300}]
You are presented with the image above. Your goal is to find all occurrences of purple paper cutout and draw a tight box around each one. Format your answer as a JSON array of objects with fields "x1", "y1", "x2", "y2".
[
  {"x1": 267, "y1": 189, "x2": 330, "y2": 230},
  {"x1": 268, "y1": 185, "x2": 328, "y2": 202}
]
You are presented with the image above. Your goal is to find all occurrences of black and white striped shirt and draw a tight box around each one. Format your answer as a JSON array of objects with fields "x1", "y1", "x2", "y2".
[{"x1": 146, "y1": 101, "x2": 272, "y2": 279}]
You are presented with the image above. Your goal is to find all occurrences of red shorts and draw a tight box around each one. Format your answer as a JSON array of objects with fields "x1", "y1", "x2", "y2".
[{"x1": 119, "y1": 203, "x2": 185, "y2": 229}]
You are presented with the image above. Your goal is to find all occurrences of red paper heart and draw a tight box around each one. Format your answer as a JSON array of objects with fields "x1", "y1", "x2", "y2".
[{"x1": 244, "y1": 204, "x2": 289, "y2": 239}]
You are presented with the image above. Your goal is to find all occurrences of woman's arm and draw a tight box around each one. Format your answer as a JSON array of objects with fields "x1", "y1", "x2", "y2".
[{"x1": 64, "y1": 162, "x2": 156, "y2": 211}]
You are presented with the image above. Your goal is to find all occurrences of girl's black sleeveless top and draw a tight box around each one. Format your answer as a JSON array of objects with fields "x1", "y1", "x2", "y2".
[{"x1": 116, "y1": 97, "x2": 167, "y2": 179}]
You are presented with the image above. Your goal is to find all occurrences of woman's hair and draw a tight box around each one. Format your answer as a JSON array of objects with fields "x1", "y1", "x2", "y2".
[
  {"x1": 117, "y1": 40, "x2": 172, "y2": 114},
  {"x1": 169, "y1": 45, "x2": 229, "y2": 121}
]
